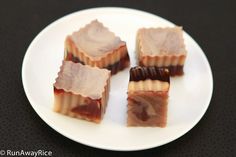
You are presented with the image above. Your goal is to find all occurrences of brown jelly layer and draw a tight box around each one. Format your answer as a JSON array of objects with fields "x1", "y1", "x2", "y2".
[
  {"x1": 65, "y1": 52, "x2": 130, "y2": 75},
  {"x1": 129, "y1": 66, "x2": 170, "y2": 83},
  {"x1": 54, "y1": 87, "x2": 65, "y2": 94},
  {"x1": 139, "y1": 62, "x2": 184, "y2": 76},
  {"x1": 167, "y1": 65, "x2": 184, "y2": 76},
  {"x1": 54, "y1": 87, "x2": 102, "y2": 122},
  {"x1": 71, "y1": 98, "x2": 102, "y2": 121}
]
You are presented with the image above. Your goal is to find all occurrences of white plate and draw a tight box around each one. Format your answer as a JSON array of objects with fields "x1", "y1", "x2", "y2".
[{"x1": 22, "y1": 7, "x2": 213, "y2": 151}]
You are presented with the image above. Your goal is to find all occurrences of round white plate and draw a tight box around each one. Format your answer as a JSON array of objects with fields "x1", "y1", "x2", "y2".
[{"x1": 22, "y1": 7, "x2": 213, "y2": 151}]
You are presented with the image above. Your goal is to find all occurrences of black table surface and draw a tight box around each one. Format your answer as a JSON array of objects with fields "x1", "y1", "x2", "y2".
[{"x1": 1, "y1": 0, "x2": 235, "y2": 156}]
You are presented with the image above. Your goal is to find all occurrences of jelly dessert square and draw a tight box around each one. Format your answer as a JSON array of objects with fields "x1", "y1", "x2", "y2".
[
  {"x1": 53, "y1": 61, "x2": 111, "y2": 123},
  {"x1": 136, "y1": 27, "x2": 187, "y2": 76},
  {"x1": 127, "y1": 66, "x2": 170, "y2": 127},
  {"x1": 65, "y1": 20, "x2": 130, "y2": 75}
]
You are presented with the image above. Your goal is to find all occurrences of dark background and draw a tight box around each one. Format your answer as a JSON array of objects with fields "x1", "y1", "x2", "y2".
[{"x1": 0, "y1": 0, "x2": 235, "y2": 156}]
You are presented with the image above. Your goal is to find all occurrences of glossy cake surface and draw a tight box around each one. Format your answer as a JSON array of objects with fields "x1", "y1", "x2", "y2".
[
  {"x1": 54, "y1": 61, "x2": 110, "y2": 123},
  {"x1": 136, "y1": 27, "x2": 187, "y2": 76},
  {"x1": 65, "y1": 20, "x2": 130, "y2": 74},
  {"x1": 127, "y1": 66, "x2": 169, "y2": 127}
]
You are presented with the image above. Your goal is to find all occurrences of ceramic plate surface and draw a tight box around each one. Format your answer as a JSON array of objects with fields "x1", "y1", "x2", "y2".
[{"x1": 22, "y1": 7, "x2": 213, "y2": 151}]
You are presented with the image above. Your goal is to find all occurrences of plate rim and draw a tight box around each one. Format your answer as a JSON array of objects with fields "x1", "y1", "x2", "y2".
[{"x1": 22, "y1": 7, "x2": 214, "y2": 151}]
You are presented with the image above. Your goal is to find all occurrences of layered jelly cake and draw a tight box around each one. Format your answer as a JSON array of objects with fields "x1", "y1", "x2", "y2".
[
  {"x1": 53, "y1": 61, "x2": 111, "y2": 123},
  {"x1": 136, "y1": 27, "x2": 187, "y2": 76},
  {"x1": 127, "y1": 66, "x2": 170, "y2": 127},
  {"x1": 65, "y1": 20, "x2": 130, "y2": 75}
]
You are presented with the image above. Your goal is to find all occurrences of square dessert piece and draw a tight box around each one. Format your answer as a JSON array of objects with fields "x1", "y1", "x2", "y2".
[
  {"x1": 65, "y1": 20, "x2": 130, "y2": 75},
  {"x1": 127, "y1": 66, "x2": 170, "y2": 127},
  {"x1": 53, "y1": 61, "x2": 111, "y2": 123},
  {"x1": 136, "y1": 27, "x2": 187, "y2": 76}
]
